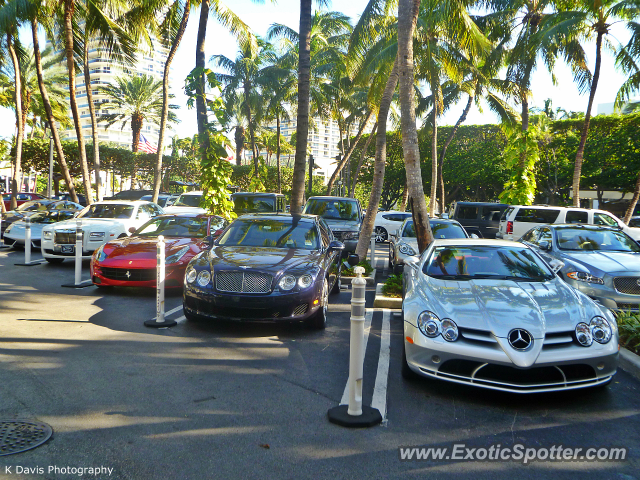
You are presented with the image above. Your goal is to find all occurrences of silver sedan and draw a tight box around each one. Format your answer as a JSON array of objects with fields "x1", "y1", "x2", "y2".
[{"x1": 402, "y1": 239, "x2": 618, "y2": 393}]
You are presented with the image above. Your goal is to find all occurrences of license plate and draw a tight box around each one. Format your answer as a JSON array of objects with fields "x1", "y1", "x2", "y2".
[{"x1": 61, "y1": 245, "x2": 75, "y2": 254}]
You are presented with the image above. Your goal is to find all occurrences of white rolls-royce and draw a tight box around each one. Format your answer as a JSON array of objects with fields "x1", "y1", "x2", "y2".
[{"x1": 40, "y1": 201, "x2": 164, "y2": 264}]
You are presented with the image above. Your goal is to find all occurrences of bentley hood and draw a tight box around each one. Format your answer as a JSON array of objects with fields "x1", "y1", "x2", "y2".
[{"x1": 208, "y1": 246, "x2": 321, "y2": 275}]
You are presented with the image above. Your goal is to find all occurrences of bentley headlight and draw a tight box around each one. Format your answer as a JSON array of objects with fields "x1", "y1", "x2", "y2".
[
  {"x1": 590, "y1": 316, "x2": 612, "y2": 344},
  {"x1": 279, "y1": 275, "x2": 296, "y2": 291},
  {"x1": 567, "y1": 271, "x2": 604, "y2": 285},
  {"x1": 43, "y1": 230, "x2": 52, "y2": 240},
  {"x1": 298, "y1": 274, "x2": 313, "y2": 289},
  {"x1": 440, "y1": 319, "x2": 459, "y2": 342},
  {"x1": 399, "y1": 243, "x2": 416, "y2": 255},
  {"x1": 185, "y1": 266, "x2": 197, "y2": 284},
  {"x1": 166, "y1": 246, "x2": 189, "y2": 264},
  {"x1": 575, "y1": 322, "x2": 593, "y2": 346},
  {"x1": 417, "y1": 311, "x2": 440, "y2": 338},
  {"x1": 196, "y1": 270, "x2": 211, "y2": 287},
  {"x1": 95, "y1": 244, "x2": 108, "y2": 262}
]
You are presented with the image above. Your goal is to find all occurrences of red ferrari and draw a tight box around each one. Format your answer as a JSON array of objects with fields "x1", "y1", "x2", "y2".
[{"x1": 90, "y1": 213, "x2": 227, "y2": 288}]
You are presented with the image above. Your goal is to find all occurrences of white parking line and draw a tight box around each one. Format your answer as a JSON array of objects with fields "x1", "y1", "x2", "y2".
[
  {"x1": 340, "y1": 308, "x2": 374, "y2": 405},
  {"x1": 151, "y1": 305, "x2": 183, "y2": 320},
  {"x1": 371, "y1": 309, "x2": 391, "y2": 422},
  {"x1": 174, "y1": 315, "x2": 186, "y2": 324}
]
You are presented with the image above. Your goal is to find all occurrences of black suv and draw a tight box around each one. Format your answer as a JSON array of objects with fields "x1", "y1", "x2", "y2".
[
  {"x1": 302, "y1": 196, "x2": 363, "y2": 251},
  {"x1": 448, "y1": 201, "x2": 509, "y2": 239},
  {"x1": 231, "y1": 192, "x2": 287, "y2": 215}
]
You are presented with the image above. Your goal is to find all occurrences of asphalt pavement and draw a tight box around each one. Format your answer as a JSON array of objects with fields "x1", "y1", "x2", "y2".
[{"x1": 0, "y1": 244, "x2": 639, "y2": 480}]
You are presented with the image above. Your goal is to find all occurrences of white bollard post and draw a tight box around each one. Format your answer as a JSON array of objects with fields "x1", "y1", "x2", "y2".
[
  {"x1": 74, "y1": 219, "x2": 83, "y2": 285},
  {"x1": 0, "y1": 213, "x2": 8, "y2": 248},
  {"x1": 370, "y1": 233, "x2": 376, "y2": 267},
  {"x1": 144, "y1": 235, "x2": 176, "y2": 328},
  {"x1": 24, "y1": 216, "x2": 32, "y2": 264}
]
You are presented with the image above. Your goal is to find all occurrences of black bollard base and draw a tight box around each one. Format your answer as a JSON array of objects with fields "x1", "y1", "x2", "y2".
[
  {"x1": 327, "y1": 404, "x2": 382, "y2": 428},
  {"x1": 144, "y1": 319, "x2": 177, "y2": 328}
]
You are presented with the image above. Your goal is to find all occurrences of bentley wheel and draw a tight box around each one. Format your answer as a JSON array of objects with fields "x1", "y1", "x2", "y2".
[
  {"x1": 374, "y1": 226, "x2": 388, "y2": 243},
  {"x1": 308, "y1": 279, "x2": 328, "y2": 329},
  {"x1": 45, "y1": 258, "x2": 64, "y2": 264}
]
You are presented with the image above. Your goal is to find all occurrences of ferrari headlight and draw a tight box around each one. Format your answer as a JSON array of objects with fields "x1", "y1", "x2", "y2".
[
  {"x1": 43, "y1": 230, "x2": 52, "y2": 240},
  {"x1": 417, "y1": 311, "x2": 440, "y2": 338},
  {"x1": 95, "y1": 244, "x2": 108, "y2": 262},
  {"x1": 185, "y1": 266, "x2": 197, "y2": 284},
  {"x1": 590, "y1": 316, "x2": 612, "y2": 344},
  {"x1": 399, "y1": 243, "x2": 416, "y2": 255},
  {"x1": 196, "y1": 270, "x2": 211, "y2": 287},
  {"x1": 297, "y1": 274, "x2": 313, "y2": 289},
  {"x1": 279, "y1": 275, "x2": 296, "y2": 291},
  {"x1": 440, "y1": 318, "x2": 459, "y2": 342},
  {"x1": 166, "y1": 246, "x2": 189, "y2": 264},
  {"x1": 575, "y1": 322, "x2": 593, "y2": 347},
  {"x1": 567, "y1": 271, "x2": 604, "y2": 285}
]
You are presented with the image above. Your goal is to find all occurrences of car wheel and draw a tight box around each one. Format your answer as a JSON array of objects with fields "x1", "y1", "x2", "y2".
[
  {"x1": 307, "y1": 278, "x2": 329, "y2": 330},
  {"x1": 117, "y1": 233, "x2": 127, "y2": 239},
  {"x1": 402, "y1": 340, "x2": 419, "y2": 380},
  {"x1": 331, "y1": 266, "x2": 342, "y2": 294},
  {"x1": 374, "y1": 226, "x2": 388, "y2": 243},
  {"x1": 393, "y1": 263, "x2": 403, "y2": 275},
  {"x1": 45, "y1": 258, "x2": 64, "y2": 264}
]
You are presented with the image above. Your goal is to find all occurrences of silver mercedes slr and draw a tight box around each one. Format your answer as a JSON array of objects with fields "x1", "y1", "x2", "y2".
[{"x1": 402, "y1": 239, "x2": 619, "y2": 393}]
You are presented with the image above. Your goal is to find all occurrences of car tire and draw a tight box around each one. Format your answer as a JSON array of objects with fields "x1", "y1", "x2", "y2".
[
  {"x1": 307, "y1": 278, "x2": 328, "y2": 330},
  {"x1": 393, "y1": 263, "x2": 403, "y2": 275},
  {"x1": 118, "y1": 233, "x2": 128, "y2": 239},
  {"x1": 402, "y1": 340, "x2": 419, "y2": 381},
  {"x1": 331, "y1": 266, "x2": 342, "y2": 294},
  {"x1": 45, "y1": 258, "x2": 64, "y2": 264},
  {"x1": 374, "y1": 226, "x2": 388, "y2": 243}
]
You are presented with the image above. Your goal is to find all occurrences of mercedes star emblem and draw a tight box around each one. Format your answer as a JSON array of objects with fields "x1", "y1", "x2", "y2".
[{"x1": 508, "y1": 328, "x2": 533, "y2": 351}]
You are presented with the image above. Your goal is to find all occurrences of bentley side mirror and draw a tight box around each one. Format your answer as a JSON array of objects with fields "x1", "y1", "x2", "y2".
[
  {"x1": 347, "y1": 253, "x2": 359, "y2": 266},
  {"x1": 128, "y1": 226, "x2": 136, "y2": 234},
  {"x1": 539, "y1": 241, "x2": 551, "y2": 251},
  {"x1": 328, "y1": 240, "x2": 345, "y2": 251}
]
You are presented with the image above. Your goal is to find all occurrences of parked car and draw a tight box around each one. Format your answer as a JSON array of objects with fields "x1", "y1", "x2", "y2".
[
  {"x1": 1, "y1": 199, "x2": 82, "y2": 238},
  {"x1": 497, "y1": 205, "x2": 640, "y2": 241},
  {"x1": 3, "y1": 210, "x2": 79, "y2": 248},
  {"x1": 90, "y1": 213, "x2": 228, "y2": 289},
  {"x1": 2, "y1": 192, "x2": 46, "y2": 211},
  {"x1": 139, "y1": 194, "x2": 179, "y2": 208},
  {"x1": 163, "y1": 191, "x2": 206, "y2": 214},
  {"x1": 389, "y1": 218, "x2": 469, "y2": 274},
  {"x1": 448, "y1": 201, "x2": 510, "y2": 239},
  {"x1": 53, "y1": 193, "x2": 88, "y2": 206},
  {"x1": 629, "y1": 216, "x2": 640, "y2": 228},
  {"x1": 302, "y1": 196, "x2": 363, "y2": 252},
  {"x1": 373, "y1": 211, "x2": 412, "y2": 243},
  {"x1": 401, "y1": 238, "x2": 618, "y2": 392},
  {"x1": 40, "y1": 200, "x2": 164, "y2": 263},
  {"x1": 103, "y1": 189, "x2": 169, "y2": 201},
  {"x1": 520, "y1": 224, "x2": 640, "y2": 311},
  {"x1": 231, "y1": 192, "x2": 287, "y2": 215},
  {"x1": 183, "y1": 213, "x2": 344, "y2": 329}
]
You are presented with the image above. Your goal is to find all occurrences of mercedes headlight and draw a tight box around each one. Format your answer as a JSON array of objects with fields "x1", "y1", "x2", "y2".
[
  {"x1": 297, "y1": 274, "x2": 313, "y2": 289},
  {"x1": 590, "y1": 316, "x2": 612, "y2": 344},
  {"x1": 567, "y1": 271, "x2": 604, "y2": 285},
  {"x1": 4, "y1": 224, "x2": 13, "y2": 234},
  {"x1": 95, "y1": 244, "x2": 108, "y2": 262},
  {"x1": 166, "y1": 245, "x2": 189, "y2": 264},
  {"x1": 185, "y1": 266, "x2": 197, "y2": 284},
  {"x1": 417, "y1": 311, "x2": 440, "y2": 338},
  {"x1": 399, "y1": 243, "x2": 416, "y2": 255},
  {"x1": 43, "y1": 230, "x2": 52, "y2": 240},
  {"x1": 440, "y1": 318, "x2": 459, "y2": 342},
  {"x1": 575, "y1": 322, "x2": 593, "y2": 347},
  {"x1": 196, "y1": 270, "x2": 211, "y2": 287},
  {"x1": 278, "y1": 275, "x2": 296, "y2": 291}
]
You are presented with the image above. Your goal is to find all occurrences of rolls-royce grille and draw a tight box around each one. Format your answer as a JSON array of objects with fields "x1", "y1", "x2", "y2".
[
  {"x1": 614, "y1": 277, "x2": 640, "y2": 295},
  {"x1": 54, "y1": 231, "x2": 76, "y2": 245},
  {"x1": 215, "y1": 271, "x2": 272, "y2": 293},
  {"x1": 100, "y1": 267, "x2": 155, "y2": 282}
]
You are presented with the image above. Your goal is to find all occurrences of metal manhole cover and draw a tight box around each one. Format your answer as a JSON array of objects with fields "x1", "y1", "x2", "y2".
[{"x1": 0, "y1": 420, "x2": 53, "y2": 456}]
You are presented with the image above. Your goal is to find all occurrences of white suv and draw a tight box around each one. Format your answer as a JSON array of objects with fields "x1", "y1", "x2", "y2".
[{"x1": 497, "y1": 205, "x2": 640, "y2": 241}]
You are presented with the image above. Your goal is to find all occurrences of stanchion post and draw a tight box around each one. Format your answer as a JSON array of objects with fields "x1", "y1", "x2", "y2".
[
  {"x1": 144, "y1": 235, "x2": 176, "y2": 328},
  {"x1": 327, "y1": 267, "x2": 382, "y2": 428},
  {"x1": 0, "y1": 214, "x2": 10, "y2": 249},
  {"x1": 24, "y1": 217, "x2": 32, "y2": 264},
  {"x1": 74, "y1": 219, "x2": 83, "y2": 285}
]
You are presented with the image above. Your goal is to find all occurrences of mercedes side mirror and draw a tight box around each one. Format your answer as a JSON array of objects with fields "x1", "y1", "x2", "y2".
[
  {"x1": 328, "y1": 240, "x2": 345, "y2": 251},
  {"x1": 347, "y1": 253, "x2": 359, "y2": 266},
  {"x1": 539, "y1": 241, "x2": 551, "y2": 251}
]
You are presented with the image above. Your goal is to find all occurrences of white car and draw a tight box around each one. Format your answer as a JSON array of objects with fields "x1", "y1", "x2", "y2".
[
  {"x1": 163, "y1": 191, "x2": 206, "y2": 214},
  {"x1": 373, "y1": 211, "x2": 412, "y2": 242},
  {"x1": 41, "y1": 201, "x2": 164, "y2": 263},
  {"x1": 3, "y1": 210, "x2": 78, "y2": 248},
  {"x1": 497, "y1": 205, "x2": 640, "y2": 241}
]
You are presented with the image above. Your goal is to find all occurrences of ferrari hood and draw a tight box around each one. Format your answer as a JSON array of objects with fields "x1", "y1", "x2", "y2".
[{"x1": 103, "y1": 236, "x2": 196, "y2": 260}]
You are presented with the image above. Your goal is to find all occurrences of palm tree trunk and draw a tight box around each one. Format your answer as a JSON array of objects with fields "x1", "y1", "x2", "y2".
[
  {"x1": 83, "y1": 38, "x2": 102, "y2": 201},
  {"x1": 31, "y1": 19, "x2": 78, "y2": 204},
  {"x1": 153, "y1": 0, "x2": 190, "y2": 203},
  {"x1": 64, "y1": 0, "x2": 93, "y2": 204},
  {"x1": 234, "y1": 126, "x2": 244, "y2": 165},
  {"x1": 438, "y1": 92, "x2": 473, "y2": 213},
  {"x1": 349, "y1": 122, "x2": 377, "y2": 198},
  {"x1": 276, "y1": 114, "x2": 281, "y2": 194},
  {"x1": 624, "y1": 170, "x2": 640, "y2": 224},
  {"x1": 573, "y1": 31, "x2": 604, "y2": 207},
  {"x1": 289, "y1": 0, "x2": 312, "y2": 214},
  {"x1": 7, "y1": 32, "x2": 23, "y2": 211},
  {"x1": 400, "y1": 178, "x2": 409, "y2": 211},
  {"x1": 429, "y1": 103, "x2": 438, "y2": 216},
  {"x1": 355, "y1": 62, "x2": 399, "y2": 260},
  {"x1": 244, "y1": 79, "x2": 258, "y2": 175},
  {"x1": 398, "y1": 0, "x2": 432, "y2": 251},
  {"x1": 196, "y1": 0, "x2": 211, "y2": 163},
  {"x1": 326, "y1": 109, "x2": 373, "y2": 195}
]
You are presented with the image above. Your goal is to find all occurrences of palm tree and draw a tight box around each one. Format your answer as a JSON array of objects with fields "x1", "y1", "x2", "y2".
[{"x1": 220, "y1": 91, "x2": 248, "y2": 165}]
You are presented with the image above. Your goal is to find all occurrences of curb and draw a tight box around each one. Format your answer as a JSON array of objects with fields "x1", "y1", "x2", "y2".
[
  {"x1": 373, "y1": 283, "x2": 402, "y2": 309},
  {"x1": 342, "y1": 269, "x2": 376, "y2": 286},
  {"x1": 619, "y1": 347, "x2": 640, "y2": 382}
]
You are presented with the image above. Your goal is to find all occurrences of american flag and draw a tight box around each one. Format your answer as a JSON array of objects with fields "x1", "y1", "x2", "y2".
[{"x1": 137, "y1": 134, "x2": 157, "y2": 154}]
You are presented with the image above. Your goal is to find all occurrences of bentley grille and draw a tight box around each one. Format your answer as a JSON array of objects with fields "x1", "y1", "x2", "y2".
[
  {"x1": 54, "y1": 231, "x2": 76, "y2": 245},
  {"x1": 215, "y1": 271, "x2": 272, "y2": 293},
  {"x1": 613, "y1": 277, "x2": 640, "y2": 295}
]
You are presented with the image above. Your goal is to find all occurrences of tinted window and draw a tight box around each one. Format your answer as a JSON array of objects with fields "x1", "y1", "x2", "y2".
[
  {"x1": 538, "y1": 227, "x2": 553, "y2": 245},
  {"x1": 78, "y1": 204, "x2": 134, "y2": 219},
  {"x1": 480, "y1": 207, "x2": 504, "y2": 221},
  {"x1": 514, "y1": 208, "x2": 560, "y2": 223},
  {"x1": 521, "y1": 228, "x2": 539, "y2": 245},
  {"x1": 593, "y1": 212, "x2": 619, "y2": 227},
  {"x1": 304, "y1": 199, "x2": 359, "y2": 221},
  {"x1": 402, "y1": 220, "x2": 467, "y2": 239},
  {"x1": 233, "y1": 195, "x2": 276, "y2": 214},
  {"x1": 555, "y1": 228, "x2": 640, "y2": 252},
  {"x1": 218, "y1": 218, "x2": 319, "y2": 250},
  {"x1": 174, "y1": 194, "x2": 203, "y2": 207},
  {"x1": 566, "y1": 210, "x2": 588, "y2": 224},
  {"x1": 629, "y1": 218, "x2": 640, "y2": 228},
  {"x1": 501, "y1": 207, "x2": 514, "y2": 222},
  {"x1": 29, "y1": 211, "x2": 76, "y2": 224},
  {"x1": 456, "y1": 206, "x2": 478, "y2": 220},
  {"x1": 16, "y1": 200, "x2": 48, "y2": 212},
  {"x1": 136, "y1": 216, "x2": 208, "y2": 237}
]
